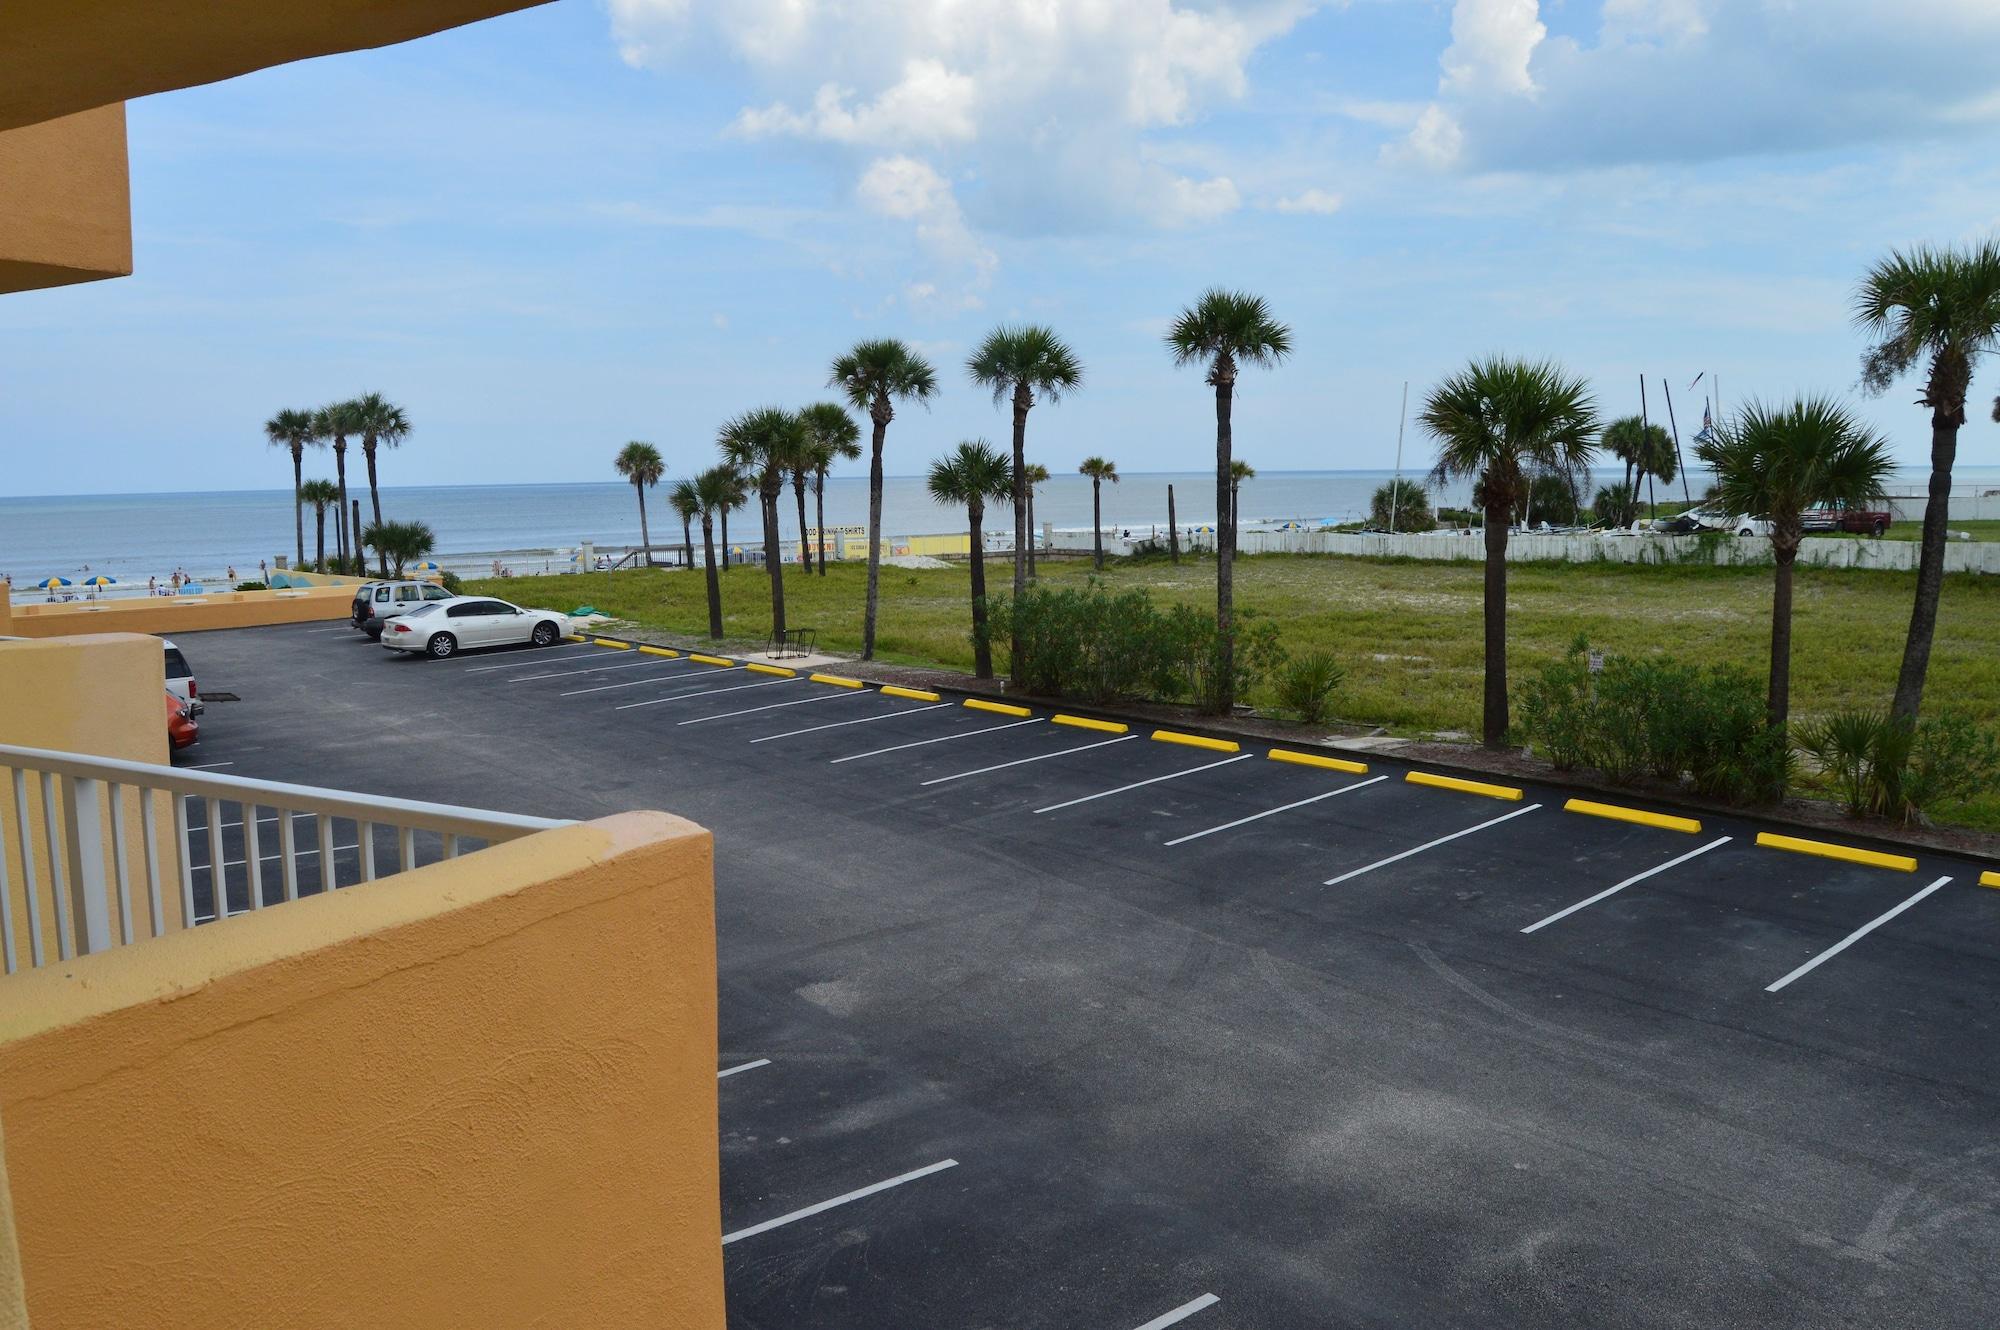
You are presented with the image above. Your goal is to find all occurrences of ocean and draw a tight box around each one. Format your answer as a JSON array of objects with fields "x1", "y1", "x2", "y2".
[{"x1": 5, "y1": 466, "x2": 1997, "y2": 597}]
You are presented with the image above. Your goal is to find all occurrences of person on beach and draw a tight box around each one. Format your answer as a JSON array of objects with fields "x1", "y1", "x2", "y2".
[
  {"x1": 226, "y1": 566, "x2": 237, "y2": 583},
  {"x1": 148, "y1": 576, "x2": 157, "y2": 596},
  {"x1": 259, "y1": 558, "x2": 268, "y2": 582}
]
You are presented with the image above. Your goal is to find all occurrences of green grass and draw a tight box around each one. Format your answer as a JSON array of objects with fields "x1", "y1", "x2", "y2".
[{"x1": 470, "y1": 551, "x2": 2000, "y2": 830}]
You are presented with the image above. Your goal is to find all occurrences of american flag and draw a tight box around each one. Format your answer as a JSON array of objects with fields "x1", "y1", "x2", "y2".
[{"x1": 1693, "y1": 402, "x2": 1716, "y2": 445}]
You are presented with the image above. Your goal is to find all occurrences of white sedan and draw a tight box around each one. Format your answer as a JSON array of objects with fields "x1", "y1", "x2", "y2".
[{"x1": 380, "y1": 596, "x2": 570, "y2": 659}]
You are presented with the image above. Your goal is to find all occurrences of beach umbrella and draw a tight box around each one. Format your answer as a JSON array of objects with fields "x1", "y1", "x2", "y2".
[
  {"x1": 36, "y1": 576, "x2": 71, "y2": 589},
  {"x1": 81, "y1": 575, "x2": 117, "y2": 588},
  {"x1": 411, "y1": 561, "x2": 441, "y2": 573}
]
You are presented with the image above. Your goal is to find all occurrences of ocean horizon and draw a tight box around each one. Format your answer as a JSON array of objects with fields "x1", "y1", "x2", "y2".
[{"x1": 6, "y1": 465, "x2": 1998, "y2": 593}]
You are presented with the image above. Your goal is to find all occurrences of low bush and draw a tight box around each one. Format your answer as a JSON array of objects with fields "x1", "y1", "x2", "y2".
[
  {"x1": 1516, "y1": 636, "x2": 1790, "y2": 805},
  {"x1": 1798, "y1": 707, "x2": 2000, "y2": 824},
  {"x1": 439, "y1": 570, "x2": 464, "y2": 595},
  {"x1": 233, "y1": 580, "x2": 268, "y2": 592},
  {"x1": 985, "y1": 583, "x2": 1285, "y2": 711},
  {"x1": 1272, "y1": 650, "x2": 1346, "y2": 724}
]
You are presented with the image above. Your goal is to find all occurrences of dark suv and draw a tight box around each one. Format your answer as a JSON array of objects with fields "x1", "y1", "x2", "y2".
[{"x1": 1800, "y1": 501, "x2": 1893, "y2": 537}]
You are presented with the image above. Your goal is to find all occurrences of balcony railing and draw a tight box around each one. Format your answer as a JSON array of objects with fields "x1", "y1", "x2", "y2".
[{"x1": 0, "y1": 742, "x2": 569, "y2": 974}]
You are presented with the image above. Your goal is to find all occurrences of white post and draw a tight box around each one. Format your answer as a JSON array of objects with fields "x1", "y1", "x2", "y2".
[
  {"x1": 59, "y1": 775, "x2": 113, "y2": 956},
  {"x1": 1389, "y1": 380, "x2": 1409, "y2": 535}
]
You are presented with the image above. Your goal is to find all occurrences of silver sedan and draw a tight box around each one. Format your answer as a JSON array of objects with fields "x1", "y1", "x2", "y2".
[{"x1": 380, "y1": 596, "x2": 571, "y2": 659}]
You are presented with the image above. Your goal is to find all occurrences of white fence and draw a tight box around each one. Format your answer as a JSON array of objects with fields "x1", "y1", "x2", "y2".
[{"x1": 0, "y1": 743, "x2": 569, "y2": 974}]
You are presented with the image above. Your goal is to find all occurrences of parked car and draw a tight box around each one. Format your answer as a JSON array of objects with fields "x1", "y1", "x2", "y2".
[
  {"x1": 1657, "y1": 507, "x2": 1770, "y2": 538},
  {"x1": 165, "y1": 689, "x2": 199, "y2": 749},
  {"x1": 351, "y1": 579, "x2": 456, "y2": 638},
  {"x1": 162, "y1": 637, "x2": 203, "y2": 714},
  {"x1": 1800, "y1": 500, "x2": 1892, "y2": 536},
  {"x1": 379, "y1": 597, "x2": 571, "y2": 659}
]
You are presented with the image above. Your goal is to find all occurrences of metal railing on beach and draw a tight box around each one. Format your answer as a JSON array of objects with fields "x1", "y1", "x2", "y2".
[{"x1": 0, "y1": 743, "x2": 569, "y2": 974}]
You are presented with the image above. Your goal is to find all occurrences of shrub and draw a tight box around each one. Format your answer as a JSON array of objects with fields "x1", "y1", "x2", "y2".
[
  {"x1": 1436, "y1": 506, "x2": 1478, "y2": 528},
  {"x1": 1799, "y1": 708, "x2": 2000, "y2": 824},
  {"x1": 233, "y1": 580, "x2": 268, "y2": 592},
  {"x1": 1515, "y1": 638, "x2": 1790, "y2": 805},
  {"x1": 1369, "y1": 480, "x2": 1434, "y2": 532},
  {"x1": 1272, "y1": 650, "x2": 1346, "y2": 725},
  {"x1": 439, "y1": 570, "x2": 464, "y2": 595}
]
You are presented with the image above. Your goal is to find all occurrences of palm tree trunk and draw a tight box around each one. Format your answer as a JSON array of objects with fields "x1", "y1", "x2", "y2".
[
  {"x1": 681, "y1": 516, "x2": 692, "y2": 570},
  {"x1": 1009, "y1": 384, "x2": 1031, "y2": 673},
  {"x1": 1027, "y1": 485, "x2": 1037, "y2": 578},
  {"x1": 815, "y1": 472, "x2": 829, "y2": 577},
  {"x1": 1168, "y1": 485, "x2": 1179, "y2": 563},
  {"x1": 1768, "y1": 543, "x2": 1797, "y2": 731},
  {"x1": 700, "y1": 515, "x2": 723, "y2": 639},
  {"x1": 793, "y1": 475, "x2": 812, "y2": 573},
  {"x1": 1619, "y1": 460, "x2": 1635, "y2": 526},
  {"x1": 863, "y1": 402, "x2": 889, "y2": 660},
  {"x1": 1481, "y1": 500, "x2": 1510, "y2": 748},
  {"x1": 1213, "y1": 369, "x2": 1236, "y2": 714},
  {"x1": 365, "y1": 441, "x2": 386, "y2": 576},
  {"x1": 1891, "y1": 410, "x2": 1959, "y2": 722},
  {"x1": 721, "y1": 510, "x2": 731, "y2": 570},
  {"x1": 762, "y1": 488, "x2": 786, "y2": 639},
  {"x1": 314, "y1": 508, "x2": 326, "y2": 572},
  {"x1": 635, "y1": 482, "x2": 653, "y2": 567},
  {"x1": 1091, "y1": 478, "x2": 1103, "y2": 571},
  {"x1": 334, "y1": 442, "x2": 350, "y2": 566},
  {"x1": 291, "y1": 449, "x2": 306, "y2": 570},
  {"x1": 969, "y1": 503, "x2": 991, "y2": 679}
]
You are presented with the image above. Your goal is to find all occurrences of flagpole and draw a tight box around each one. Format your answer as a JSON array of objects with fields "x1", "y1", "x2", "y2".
[
  {"x1": 1662, "y1": 379, "x2": 1692, "y2": 507},
  {"x1": 1389, "y1": 380, "x2": 1408, "y2": 535}
]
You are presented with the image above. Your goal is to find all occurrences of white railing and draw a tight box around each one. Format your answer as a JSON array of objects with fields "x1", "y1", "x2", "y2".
[{"x1": 0, "y1": 743, "x2": 570, "y2": 975}]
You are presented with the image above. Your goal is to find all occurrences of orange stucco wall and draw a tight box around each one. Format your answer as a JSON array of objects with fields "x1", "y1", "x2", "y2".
[
  {"x1": 0, "y1": 104, "x2": 131, "y2": 294},
  {"x1": 0, "y1": 634, "x2": 183, "y2": 969},
  {"x1": 0, "y1": 811, "x2": 723, "y2": 1329},
  {"x1": 7, "y1": 583, "x2": 354, "y2": 637}
]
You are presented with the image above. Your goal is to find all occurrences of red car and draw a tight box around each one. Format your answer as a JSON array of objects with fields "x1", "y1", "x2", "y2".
[
  {"x1": 1801, "y1": 500, "x2": 1893, "y2": 536},
  {"x1": 166, "y1": 689, "x2": 199, "y2": 750}
]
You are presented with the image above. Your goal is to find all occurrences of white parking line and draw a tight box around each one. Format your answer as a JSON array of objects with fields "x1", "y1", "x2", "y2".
[
  {"x1": 920, "y1": 734, "x2": 1136, "y2": 787},
  {"x1": 829, "y1": 718, "x2": 1044, "y2": 765},
  {"x1": 461, "y1": 645, "x2": 599, "y2": 672},
  {"x1": 1520, "y1": 836, "x2": 1733, "y2": 934},
  {"x1": 721, "y1": 1159, "x2": 959, "y2": 1246},
  {"x1": 717, "y1": 1058, "x2": 771, "y2": 1079},
  {"x1": 1324, "y1": 804, "x2": 1543, "y2": 885},
  {"x1": 750, "y1": 703, "x2": 952, "y2": 744},
  {"x1": 1764, "y1": 875, "x2": 1953, "y2": 994},
  {"x1": 562, "y1": 666, "x2": 742, "y2": 697},
  {"x1": 1165, "y1": 775, "x2": 1387, "y2": 847},
  {"x1": 508, "y1": 656, "x2": 691, "y2": 682},
  {"x1": 183, "y1": 761, "x2": 234, "y2": 770},
  {"x1": 615, "y1": 677, "x2": 800, "y2": 710},
  {"x1": 679, "y1": 689, "x2": 868, "y2": 726},
  {"x1": 1131, "y1": 1294, "x2": 1221, "y2": 1330},
  {"x1": 1033, "y1": 752, "x2": 1254, "y2": 815}
]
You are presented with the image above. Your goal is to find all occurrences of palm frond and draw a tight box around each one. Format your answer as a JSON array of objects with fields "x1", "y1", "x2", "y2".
[{"x1": 966, "y1": 325, "x2": 1084, "y2": 406}]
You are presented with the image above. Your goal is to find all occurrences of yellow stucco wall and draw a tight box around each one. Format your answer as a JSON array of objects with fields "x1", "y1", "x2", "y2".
[
  {"x1": 0, "y1": 104, "x2": 131, "y2": 294},
  {"x1": 7, "y1": 583, "x2": 353, "y2": 637},
  {"x1": 0, "y1": 811, "x2": 723, "y2": 1329},
  {"x1": 0, "y1": 634, "x2": 183, "y2": 970}
]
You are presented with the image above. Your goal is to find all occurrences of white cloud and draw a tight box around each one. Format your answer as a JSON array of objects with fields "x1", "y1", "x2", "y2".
[
  {"x1": 1395, "y1": 0, "x2": 2000, "y2": 174},
  {"x1": 1271, "y1": 187, "x2": 1343, "y2": 215},
  {"x1": 607, "y1": 0, "x2": 1313, "y2": 291},
  {"x1": 1440, "y1": 0, "x2": 1546, "y2": 97}
]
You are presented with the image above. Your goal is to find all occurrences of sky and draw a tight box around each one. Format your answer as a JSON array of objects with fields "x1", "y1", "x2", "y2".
[{"x1": 6, "y1": 0, "x2": 2000, "y2": 496}]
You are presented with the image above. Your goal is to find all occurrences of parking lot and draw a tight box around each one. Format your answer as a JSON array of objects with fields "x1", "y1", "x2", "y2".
[{"x1": 174, "y1": 621, "x2": 2000, "y2": 1327}]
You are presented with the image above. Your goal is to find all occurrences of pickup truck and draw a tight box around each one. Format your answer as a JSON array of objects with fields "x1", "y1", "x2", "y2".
[{"x1": 1799, "y1": 501, "x2": 1892, "y2": 537}]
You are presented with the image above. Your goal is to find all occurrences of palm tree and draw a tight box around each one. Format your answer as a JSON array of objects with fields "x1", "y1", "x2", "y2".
[
  {"x1": 315, "y1": 400, "x2": 363, "y2": 570},
  {"x1": 264, "y1": 408, "x2": 320, "y2": 571},
  {"x1": 350, "y1": 392, "x2": 410, "y2": 573},
  {"x1": 1078, "y1": 456, "x2": 1119, "y2": 570},
  {"x1": 1422, "y1": 357, "x2": 1599, "y2": 748},
  {"x1": 362, "y1": 519, "x2": 436, "y2": 578},
  {"x1": 691, "y1": 466, "x2": 737, "y2": 639},
  {"x1": 1599, "y1": 416, "x2": 1669, "y2": 526},
  {"x1": 1699, "y1": 398, "x2": 1895, "y2": 733},
  {"x1": 1166, "y1": 289, "x2": 1292, "y2": 713},
  {"x1": 715, "y1": 464, "x2": 748, "y2": 571},
  {"x1": 1855, "y1": 240, "x2": 2000, "y2": 722},
  {"x1": 299, "y1": 478, "x2": 340, "y2": 572},
  {"x1": 799, "y1": 402, "x2": 861, "y2": 577},
  {"x1": 668, "y1": 478, "x2": 699, "y2": 569},
  {"x1": 928, "y1": 442, "x2": 1015, "y2": 679},
  {"x1": 1228, "y1": 459, "x2": 1255, "y2": 531},
  {"x1": 1023, "y1": 462, "x2": 1051, "y2": 576},
  {"x1": 719, "y1": 407, "x2": 806, "y2": 639},
  {"x1": 613, "y1": 441, "x2": 666, "y2": 566},
  {"x1": 830, "y1": 340, "x2": 940, "y2": 658},
  {"x1": 966, "y1": 326, "x2": 1083, "y2": 612}
]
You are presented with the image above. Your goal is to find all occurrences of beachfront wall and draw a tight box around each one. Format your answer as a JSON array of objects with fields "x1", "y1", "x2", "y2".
[
  {"x1": 1221, "y1": 529, "x2": 2000, "y2": 573},
  {"x1": 0, "y1": 810, "x2": 724, "y2": 1330},
  {"x1": 3, "y1": 583, "x2": 354, "y2": 638},
  {"x1": 0, "y1": 633, "x2": 188, "y2": 969}
]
